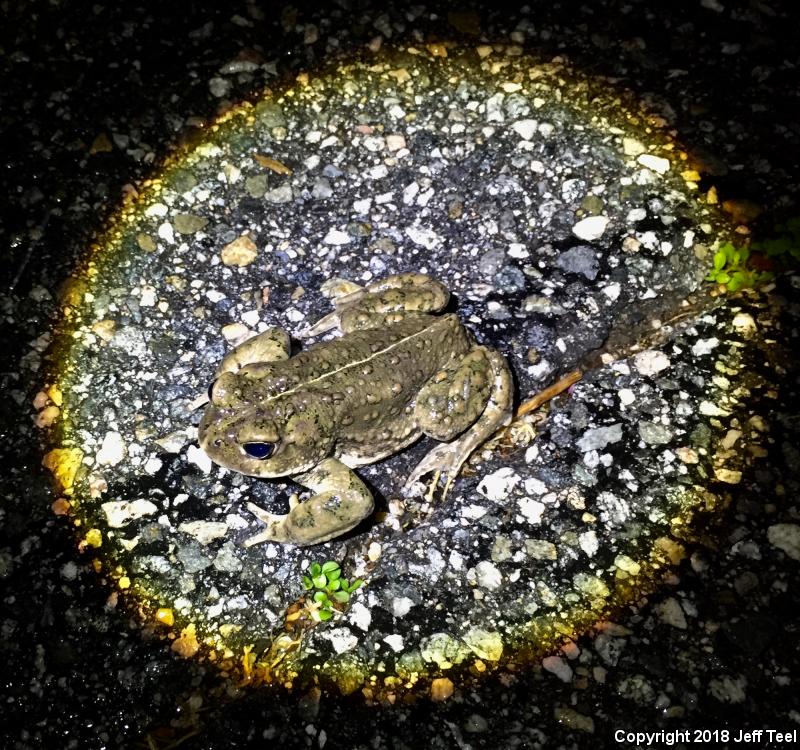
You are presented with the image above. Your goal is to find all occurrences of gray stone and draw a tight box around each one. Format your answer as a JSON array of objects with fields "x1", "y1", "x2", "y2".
[
  {"x1": 555, "y1": 245, "x2": 600, "y2": 280},
  {"x1": 577, "y1": 423, "x2": 624, "y2": 452},
  {"x1": 638, "y1": 421, "x2": 673, "y2": 445}
]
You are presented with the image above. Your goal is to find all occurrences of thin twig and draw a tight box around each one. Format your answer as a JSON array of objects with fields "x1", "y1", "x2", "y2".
[{"x1": 514, "y1": 369, "x2": 583, "y2": 419}]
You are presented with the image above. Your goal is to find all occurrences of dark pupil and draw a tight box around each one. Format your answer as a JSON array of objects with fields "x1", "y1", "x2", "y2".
[
  {"x1": 243, "y1": 442, "x2": 274, "y2": 460},
  {"x1": 207, "y1": 380, "x2": 216, "y2": 401}
]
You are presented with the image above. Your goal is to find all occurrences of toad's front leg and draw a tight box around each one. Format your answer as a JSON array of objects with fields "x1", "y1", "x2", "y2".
[{"x1": 243, "y1": 458, "x2": 374, "y2": 547}]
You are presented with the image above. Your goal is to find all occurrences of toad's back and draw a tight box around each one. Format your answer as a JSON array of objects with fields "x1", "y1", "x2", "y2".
[{"x1": 240, "y1": 313, "x2": 472, "y2": 460}]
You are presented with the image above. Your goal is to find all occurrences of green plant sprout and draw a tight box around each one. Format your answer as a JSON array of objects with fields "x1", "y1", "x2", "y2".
[
  {"x1": 707, "y1": 215, "x2": 800, "y2": 293},
  {"x1": 301, "y1": 561, "x2": 363, "y2": 622},
  {"x1": 706, "y1": 241, "x2": 771, "y2": 292}
]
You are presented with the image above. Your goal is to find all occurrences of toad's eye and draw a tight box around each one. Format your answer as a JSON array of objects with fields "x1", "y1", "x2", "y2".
[
  {"x1": 207, "y1": 380, "x2": 216, "y2": 401},
  {"x1": 243, "y1": 442, "x2": 275, "y2": 460}
]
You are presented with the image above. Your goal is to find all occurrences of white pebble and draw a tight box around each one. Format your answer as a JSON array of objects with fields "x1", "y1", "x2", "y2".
[
  {"x1": 699, "y1": 400, "x2": 730, "y2": 417},
  {"x1": 637, "y1": 154, "x2": 671, "y2": 174},
  {"x1": 392, "y1": 596, "x2": 415, "y2": 618},
  {"x1": 518, "y1": 497, "x2": 545, "y2": 525},
  {"x1": 618, "y1": 388, "x2": 635, "y2": 406},
  {"x1": 405, "y1": 224, "x2": 441, "y2": 249},
  {"x1": 222, "y1": 323, "x2": 250, "y2": 343},
  {"x1": 633, "y1": 350, "x2": 671, "y2": 376},
  {"x1": 353, "y1": 198, "x2": 372, "y2": 214},
  {"x1": 572, "y1": 215, "x2": 609, "y2": 241},
  {"x1": 577, "y1": 424, "x2": 623, "y2": 452},
  {"x1": 579, "y1": 530, "x2": 599, "y2": 557},
  {"x1": 143, "y1": 457, "x2": 163, "y2": 475},
  {"x1": 511, "y1": 119, "x2": 538, "y2": 140},
  {"x1": 523, "y1": 477, "x2": 547, "y2": 496},
  {"x1": 157, "y1": 221, "x2": 175, "y2": 244},
  {"x1": 139, "y1": 285, "x2": 157, "y2": 307},
  {"x1": 96, "y1": 431, "x2": 126, "y2": 466},
  {"x1": 145, "y1": 203, "x2": 168, "y2": 217},
  {"x1": 323, "y1": 627, "x2": 358, "y2": 654},
  {"x1": 385, "y1": 134, "x2": 406, "y2": 151},
  {"x1": 383, "y1": 634, "x2": 404, "y2": 652},
  {"x1": 187, "y1": 444, "x2": 212, "y2": 474},
  {"x1": 241, "y1": 310, "x2": 260, "y2": 327},
  {"x1": 178, "y1": 520, "x2": 228, "y2": 545},
  {"x1": 449, "y1": 550, "x2": 464, "y2": 571},
  {"x1": 102, "y1": 498, "x2": 158, "y2": 528},
  {"x1": 622, "y1": 138, "x2": 646, "y2": 156},
  {"x1": 323, "y1": 228, "x2": 352, "y2": 245},
  {"x1": 367, "y1": 164, "x2": 388, "y2": 179},
  {"x1": 348, "y1": 602, "x2": 372, "y2": 631},
  {"x1": 473, "y1": 561, "x2": 503, "y2": 590},
  {"x1": 691, "y1": 338, "x2": 719, "y2": 356},
  {"x1": 477, "y1": 467, "x2": 521, "y2": 500},
  {"x1": 362, "y1": 135, "x2": 385, "y2": 152}
]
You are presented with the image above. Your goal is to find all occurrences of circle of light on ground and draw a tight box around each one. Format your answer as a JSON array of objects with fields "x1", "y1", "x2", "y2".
[{"x1": 44, "y1": 44, "x2": 750, "y2": 699}]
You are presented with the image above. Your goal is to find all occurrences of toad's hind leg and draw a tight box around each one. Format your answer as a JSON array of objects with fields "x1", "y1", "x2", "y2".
[
  {"x1": 306, "y1": 273, "x2": 450, "y2": 336},
  {"x1": 405, "y1": 347, "x2": 513, "y2": 496}
]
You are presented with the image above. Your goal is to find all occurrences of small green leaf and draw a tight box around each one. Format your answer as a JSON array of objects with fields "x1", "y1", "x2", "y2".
[
  {"x1": 302, "y1": 576, "x2": 313, "y2": 590},
  {"x1": 332, "y1": 590, "x2": 350, "y2": 603},
  {"x1": 716, "y1": 272, "x2": 730, "y2": 284},
  {"x1": 313, "y1": 590, "x2": 328, "y2": 604},
  {"x1": 312, "y1": 574, "x2": 327, "y2": 588},
  {"x1": 326, "y1": 578, "x2": 341, "y2": 592},
  {"x1": 321, "y1": 561, "x2": 340, "y2": 574},
  {"x1": 346, "y1": 578, "x2": 363, "y2": 593},
  {"x1": 318, "y1": 608, "x2": 333, "y2": 621},
  {"x1": 713, "y1": 250, "x2": 727, "y2": 271},
  {"x1": 723, "y1": 242, "x2": 736, "y2": 262},
  {"x1": 326, "y1": 568, "x2": 341, "y2": 581},
  {"x1": 310, "y1": 562, "x2": 321, "y2": 577}
]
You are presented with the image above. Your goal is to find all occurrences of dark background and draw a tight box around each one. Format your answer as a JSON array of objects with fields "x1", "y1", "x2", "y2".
[{"x1": 1, "y1": 1, "x2": 798, "y2": 748}]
